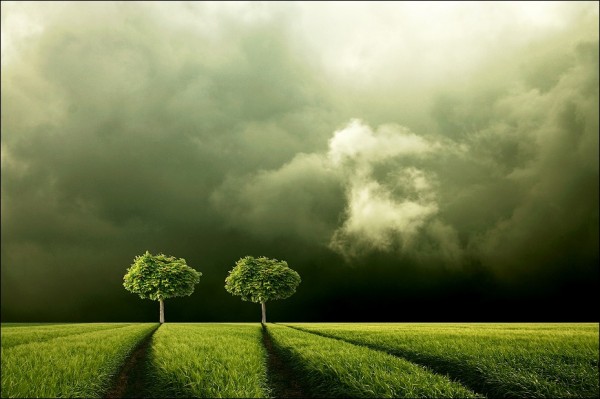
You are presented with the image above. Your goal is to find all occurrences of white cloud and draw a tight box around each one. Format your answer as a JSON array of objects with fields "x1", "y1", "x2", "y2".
[
  {"x1": 290, "y1": 1, "x2": 595, "y2": 87},
  {"x1": 331, "y1": 177, "x2": 438, "y2": 256},
  {"x1": 308, "y1": 119, "x2": 445, "y2": 258},
  {"x1": 1, "y1": 2, "x2": 45, "y2": 66},
  {"x1": 328, "y1": 119, "x2": 436, "y2": 165},
  {"x1": 212, "y1": 118, "x2": 448, "y2": 258}
]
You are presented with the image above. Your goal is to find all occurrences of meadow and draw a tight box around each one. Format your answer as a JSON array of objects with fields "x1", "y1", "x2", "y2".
[
  {"x1": 1, "y1": 323, "x2": 158, "y2": 398},
  {"x1": 266, "y1": 323, "x2": 480, "y2": 398},
  {"x1": 1, "y1": 323, "x2": 137, "y2": 348},
  {"x1": 0, "y1": 322, "x2": 597, "y2": 398},
  {"x1": 145, "y1": 323, "x2": 269, "y2": 398},
  {"x1": 283, "y1": 323, "x2": 599, "y2": 398}
]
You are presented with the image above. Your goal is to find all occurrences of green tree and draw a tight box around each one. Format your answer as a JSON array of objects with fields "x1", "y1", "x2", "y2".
[
  {"x1": 225, "y1": 255, "x2": 301, "y2": 323},
  {"x1": 123, "y1": 251, "x2": 201, "y2": 323}
]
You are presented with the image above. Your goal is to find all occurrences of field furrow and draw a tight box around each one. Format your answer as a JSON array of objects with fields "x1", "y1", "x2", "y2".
[
  {"x1": 1, "y1": 323, "x2": 158, "y2": 398},
  {"x1": 284, "y1": 323, "x2": 600, "y2": 399},
  {"x1": 145, "y1": 323, "x2": 269, "y2": 398},
  {"x1": 104, "y1": 325, "x2": 159, "y2": 398},
  {"x1": 2, "y1": 322, "x2": 596, "y2": 398},
  {"x1": 261, "y1": 325, "x2": 307, "y2": 398},
  {"x1": 267, "y1": 324, "x2": 481, "y2": 398},
  {"x1": 1, "y1": 323, "x2": 134, "y2": 348}
]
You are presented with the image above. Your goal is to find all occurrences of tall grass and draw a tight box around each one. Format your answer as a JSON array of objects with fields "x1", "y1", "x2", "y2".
[
  {"x1": 1, "y1": 323, "x2": 134, "y2": 348},
  {"x1": 285, "y1": 323, "x2": 599, "y2": 398},
  {"x1": 1, "y1": 323, "x2": 157, "y2": 398},
  {"x1": 267, "y1": 323, "x2": 480, "y2": 398},
  {"x1": 146, "y1": 323, "x2": 269, "y2": 398}
]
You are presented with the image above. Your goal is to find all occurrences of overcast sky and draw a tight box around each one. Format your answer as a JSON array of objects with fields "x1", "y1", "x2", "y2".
[{"x1": 1, "y1": 1, "x2": 598, "y2": 322}]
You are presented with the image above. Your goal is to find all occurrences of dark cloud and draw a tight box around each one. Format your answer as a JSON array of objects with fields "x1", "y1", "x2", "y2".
[{"x1": 1, "y1": 2, "x2": 598, "y2": 321}]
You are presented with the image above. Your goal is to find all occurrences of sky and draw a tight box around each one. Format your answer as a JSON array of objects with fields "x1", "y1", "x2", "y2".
[{"x1": 1, "y1": 1, "x2": 598, "y2": 322}]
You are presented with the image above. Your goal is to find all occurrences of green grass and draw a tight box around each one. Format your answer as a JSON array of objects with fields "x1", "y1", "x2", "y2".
[
  {"x1": 2, "y1": 322, "x2": 596, "y2": 398},
  {"x1": 1, "y1": 323, "x2": 134, "y2": 348},
  {"x1": 283, "y1": 323, "x2": 600, "y2": 398},
  {"x1": 146, "y1": 323, "x2": 269, "y2": 398},
  {"x1": 1, "y1": 323, "x2": 62, "y2": 327},
  {"x1": 1, "y1": 323, "x2": 157, "y2": 398},
  {"x1": 266, "y1": 323, "x2": 481, "y2": 398}
]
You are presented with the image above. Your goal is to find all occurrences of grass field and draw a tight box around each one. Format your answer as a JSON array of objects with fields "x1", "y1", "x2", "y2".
[
  {"x1": 1, "y1": 323, "x2": 157, "y2": 398},
  {"x1": 0, "y1": 322, "x2": 597, "y2": 398},
  {"x1": 283, "y1": 323, "x2": 599, "y2": 398},
  {"x1": 145, "y1": 323, "x2": 269, "y2": 398},
  {"x1": 1, "y1": 323, "x2": 135, "y2": 348},
  {"x1": 267, "y1": 323, "x2": 480, "y2": 398}
]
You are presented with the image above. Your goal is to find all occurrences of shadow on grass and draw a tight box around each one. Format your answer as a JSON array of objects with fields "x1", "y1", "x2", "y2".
[
  {"x1": 282, "y1": 325, "x2": 497, "y2": 398},
  {"x1": 104, "y1": 324, "x2": 161, "y2": 399},
  {"x1": 262, "y1": 323, "x2": 310, "y2": 398}
]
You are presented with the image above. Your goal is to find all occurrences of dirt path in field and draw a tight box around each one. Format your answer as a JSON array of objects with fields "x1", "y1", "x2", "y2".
[
  {"x1": 262, "y1": 324, "x2": 310, "y2": 398},
  {"x1": 104, "y1": 324, "x2": 160, "y2": 399}
]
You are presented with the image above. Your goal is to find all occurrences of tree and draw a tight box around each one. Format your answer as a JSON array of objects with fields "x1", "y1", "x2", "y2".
[
  {"x1": 123, "y1": 251, "x2": 201, "y2": 323},
  {"x1": 225, "y1": 255, "x2": 301, "y2": 324}
]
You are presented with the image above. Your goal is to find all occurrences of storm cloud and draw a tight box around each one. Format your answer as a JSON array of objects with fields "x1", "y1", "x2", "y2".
[{"x1": 1, "y1": 2, "x2": 598, "y2": 322}]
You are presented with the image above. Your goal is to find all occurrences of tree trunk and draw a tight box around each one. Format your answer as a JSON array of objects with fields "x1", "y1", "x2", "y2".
[
  {"x1": 261, "y1": 301, "x2": 266, "y2": 324},
  {"x1": 159, "y1": 298, "x2": 165, "y2": 324}
]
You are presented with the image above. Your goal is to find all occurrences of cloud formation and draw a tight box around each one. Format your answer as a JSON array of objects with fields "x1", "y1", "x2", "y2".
[
  {"x1": 1, "y1": 1, "x2": 598, "y2": 321},
  {"x1": 215, "y1": 119, "x2": 446, "y2": 258},
  {"x1": 327, "y1": 119, "x2": 436, "y2": 165}
]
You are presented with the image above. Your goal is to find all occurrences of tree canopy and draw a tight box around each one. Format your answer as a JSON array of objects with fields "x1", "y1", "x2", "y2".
[
  {"x1": 123, "y1": 251, "x2": 201, "y2": 301},
  {"x1": 224, "y1": 255, "x2": 301, "y2": 304}
]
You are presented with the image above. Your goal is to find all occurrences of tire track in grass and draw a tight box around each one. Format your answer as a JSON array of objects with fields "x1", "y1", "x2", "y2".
[
  {"x1": 283, "y1": 324, "x2": 487, "y2": 398},
  {"x1": 262, "y1": 324, "x2": 310, "y2": 398},
  {"x1": 105, "y1": 324, "x2": 161, "y2": 399}
]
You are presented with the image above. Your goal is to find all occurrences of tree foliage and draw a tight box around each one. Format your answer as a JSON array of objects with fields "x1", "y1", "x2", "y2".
[
  {"x1": 123, "y1": 251, "x2": 201, "y2": 301},
  {"x1": 224, "y1": 256, "x2": 301, "y2": 303}
]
